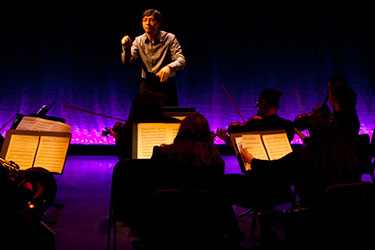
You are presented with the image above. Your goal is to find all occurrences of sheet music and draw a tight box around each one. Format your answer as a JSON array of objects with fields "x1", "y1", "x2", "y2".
[
  {"x1": 242, "y1": 133, "x2": 269, "y2": 160},
  {"x1": 1, "y1": 130, "x2": 71, "y2": 174},
  {"x1": 50, "y1": 122, "x2": 72, "y2": 132},
  {"x1": 16, "y1": 116, "x2": 72, "y2": 132},
  {"x1": 34, "y1": 136, "x2": 70, "y2": 174},
  {"x1": 137, "y1": 123, "x2": 180, "y2": 159},
  {"x1": 262, "y1": 133, "x2": 292, "y2": 160},
  {"x1": 4, "y1": 134, "x2": 39, "y2": 170}
]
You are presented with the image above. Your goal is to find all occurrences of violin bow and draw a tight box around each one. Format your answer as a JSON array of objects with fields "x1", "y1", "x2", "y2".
[
  {"x1": 220, "y1": 82, "x2": 246, "y2": 122},
  {"x1": 295, "y1": 89, "x2": 303, "y2": 114},
  {"x1": 63, "y1": 104, "x2": 127, "y2": 122}
]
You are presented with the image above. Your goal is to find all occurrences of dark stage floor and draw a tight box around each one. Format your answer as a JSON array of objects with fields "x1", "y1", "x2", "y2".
[{"x1": 41, "y1": 155, "x2": 373, "y2": 250}]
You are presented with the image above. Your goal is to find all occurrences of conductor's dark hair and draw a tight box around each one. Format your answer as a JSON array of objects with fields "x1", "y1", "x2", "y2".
[{"x1": 142, "y1": 9, "x2": 163, "y2": 24}]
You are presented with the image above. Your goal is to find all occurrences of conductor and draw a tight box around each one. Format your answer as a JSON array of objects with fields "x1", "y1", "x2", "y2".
[{"x1": 121, "y1": 9, "x2": 186, "y2": 106}]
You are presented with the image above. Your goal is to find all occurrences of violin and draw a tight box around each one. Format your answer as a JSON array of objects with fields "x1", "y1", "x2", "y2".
[
  {"x1": 62, "y1": 104, "x2": 127, "y2": 138},
  {"x1": 213, "y1": 122, "x2": 244, "y2": 140},
  {"x1": 294, "y1": 96, "x2": 331, "y2": 132},
  {"x1": 213, "y1": 115, "x2": 263, "y2": 144},
  {"x1": 294, "y1": 103, "x2": 330, "y2": 120},
  {"x1": 102, "y1": 122, "x2": 125, "y2": 139}
]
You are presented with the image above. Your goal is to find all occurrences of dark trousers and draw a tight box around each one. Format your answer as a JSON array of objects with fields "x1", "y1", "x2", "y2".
[{"x1": 140, "y1": 78, "x2": 178, "y2": 106}]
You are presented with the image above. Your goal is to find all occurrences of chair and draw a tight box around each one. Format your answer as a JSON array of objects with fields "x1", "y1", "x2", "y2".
[
  {"x1": 107, "y1": 159, "x2": 231, "y2": 250},
  {"x1": 282, "y1": 181, "x2": 375, "y2": 250},
  {"x1": 319, "y1": 181, "x2": 375, "y2": 249},
  {"x1": 233, "y1": 173, "x2": 296, "y2": 242},
  {"x1": 107, "y1": 159, "x2": 154, "y2": 250},
  {"x1": 356, "y1": 133, "x2": 374, "y2": 183},
  {"x1": 138, "y1": 188, "x2": 225, "y2": 250}
]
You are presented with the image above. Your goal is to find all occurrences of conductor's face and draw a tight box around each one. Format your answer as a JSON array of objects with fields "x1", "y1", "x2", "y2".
[{"x1": 142, "y1": 14, "x2": 160, "y2": 37}]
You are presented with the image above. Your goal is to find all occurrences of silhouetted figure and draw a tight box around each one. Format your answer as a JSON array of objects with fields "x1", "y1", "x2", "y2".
[
  {"x1": 151, "y1": 112, "x2": 243, "y2": 246},
  {"x1": 240, "y1": 77, "x2": 362, "y2": 249},
  {"x1": 217, "y1": 88, "x2": 295, "y2": 147}
]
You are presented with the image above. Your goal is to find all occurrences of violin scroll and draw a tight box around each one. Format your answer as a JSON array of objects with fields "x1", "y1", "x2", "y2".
[
  {"x1": 294, "y1": 102, "x2": 331, "y2": 132},
  {"x1": 295, "y1": 103, "x2": 331, "y2": 120},
  {"x1": 213, "y1": 128, "x2": 230, "y2": 142},
  {"x1": 102, "y1": 122, "x2": 125, "y2": 138}
]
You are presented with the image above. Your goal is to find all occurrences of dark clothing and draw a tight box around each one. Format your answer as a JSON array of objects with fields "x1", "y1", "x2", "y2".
[
  {"x1": 140, "y1": 78, "x2": 178, "y2": 106},
  {"x1": 151, "y1": 141, "x2": 225, "y2": 174},
  {"x1": 294, "y1": 108, "x2": 369, "y2": 181},
  {"x1": 224, "y1": 114, "x2": 296, "y2": 212},
  {"x1": 333, "y1": 110, "x2": 360, "y2": 138},
  {"x1": 151, "y1": 142, "x2": 242, "y2": 241},
  {"x1": 114, "y1": 94, "x2": 181, "y2": 161},
  {"x1": 249, "y1": 150, "x2": 361, "y2": 207},
  {"x1": 250, "y1": 111, "x2": 361, "y2": 207},
  {"x1": 294, "y1": 109, "x2": 360, "y2": 140},
  {"x1": 228, "y1": 114, "x2": 295, "y2": 142},
  {"x1": 122, "y1": 30, "x2": 186, "y2": 107},
  {"x1": 123, "y1": 31, "x2": 186, "y2": 78},
  {"x1": 225, "y1": 111, "x2": 361, "y2": 209},
  {"x1": 224, "y1": 152, "x2": 295, "y2": 210},
  {"x1": 151, "y1": 143, "x2": 225, "y2": 203}
]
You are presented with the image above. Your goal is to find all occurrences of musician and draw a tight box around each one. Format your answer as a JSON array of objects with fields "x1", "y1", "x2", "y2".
[
  {"x1": 151, "y1": 112, "x2": 243, "y2": 244},
  {"x1": 240, "y1": 109, "x2": 361, "y2": 249},
  {"x1": 121, "y1": 9, "x2": 186, "y2": 106},
  {"x1": 217, "y1": 88, "x2": 295, "y2": 146},
  {"x1": 294, "y1": 75, "x2": 360, "y2": 140},
  {"x1": 113, "y1": 112, "x2": 243, "y2": 247},
  {"x1": 152, "y1": 112, "x2": 225, "y2": 171},
  {"x1": 237, "y1": 77, "x2": 363, "y2": 248}
]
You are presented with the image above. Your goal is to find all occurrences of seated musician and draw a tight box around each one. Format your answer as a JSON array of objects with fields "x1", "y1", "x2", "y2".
[
  {"x1": 237, "y1": 78, "x2": 363, "y2": 248},
  {"x1": 116, "y1": 112, "x2": 243, "y2": 247},
  {"x1": 108, "y1": 94, "x2": 180, "y2": 161},
  {"x1": 294, "y1": 75, "x2": 360, "y2": 141},
  {"x1": 217, "y1": 88, "x2": 295, "y2": 147},
  {"x1": 240, "y1": 105, "x2": 361, "y2": 249},
  {"x1": 294, "y1": 75, "x2": 372, "y2": 174},
  {"x1": 151, "y1": 112, "x2": 243, "y2": 244},
  {"x1": 221, "y1": 89, "x2": 296, "y2": 246}
]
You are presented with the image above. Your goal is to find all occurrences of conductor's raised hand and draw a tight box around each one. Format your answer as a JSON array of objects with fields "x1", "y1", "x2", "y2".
[
  {"x1": 121, "y1": 35, "x2": 132, "y2": 48},
  {"x1": 155, "y1": 65, "x2": 170, "y2": 82}
]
